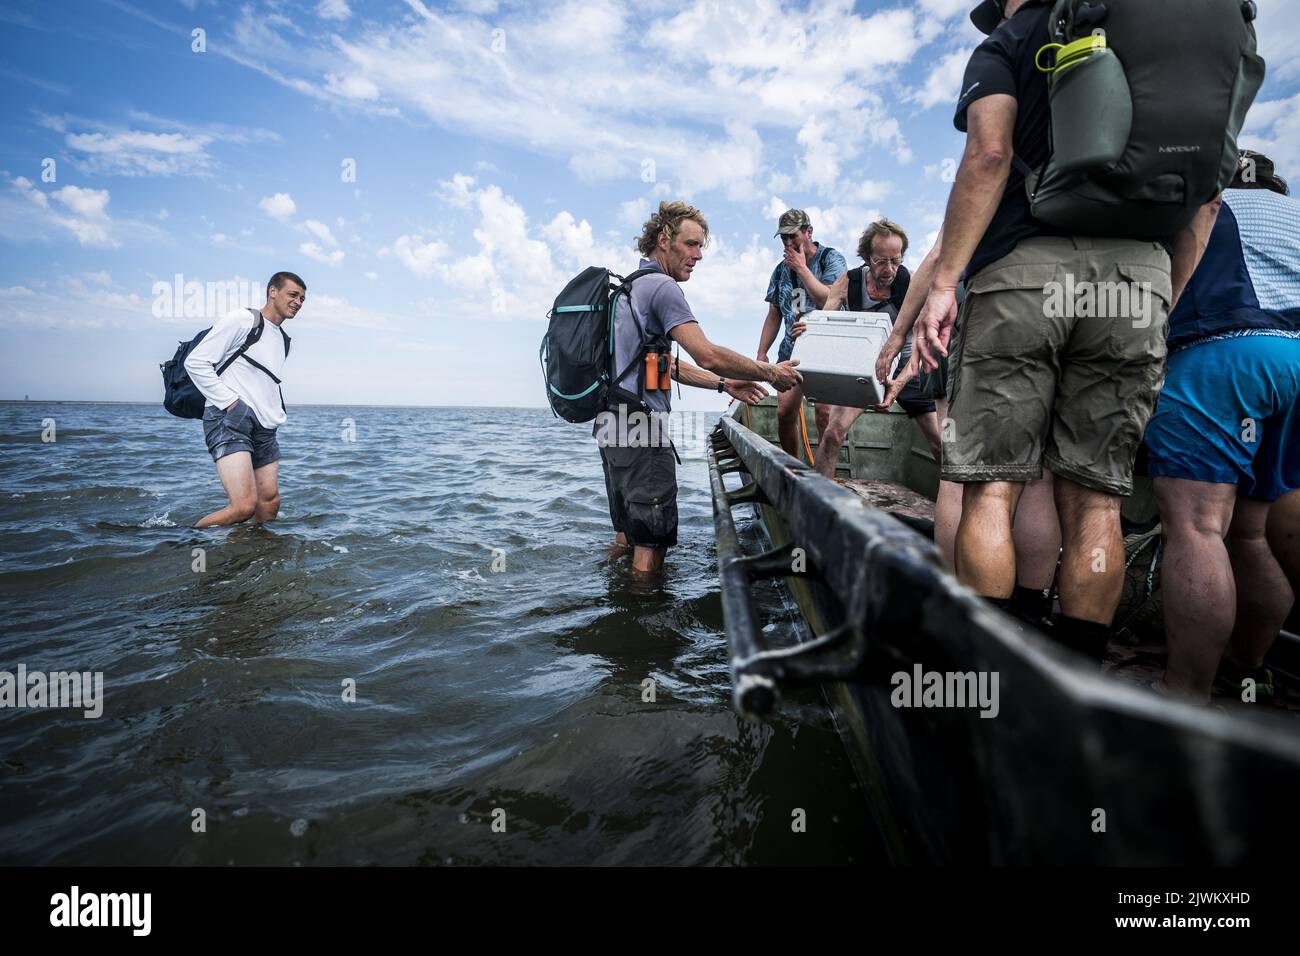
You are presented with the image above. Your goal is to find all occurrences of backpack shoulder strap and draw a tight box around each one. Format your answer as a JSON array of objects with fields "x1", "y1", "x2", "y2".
[
  {"x1": 846, "y1": 266, "x2": 864, "y2": 311},
  {"x1": 216, "y1": 311, "x2": 264, "y2": 375},
  {"x1": 610, "y1": 268, "x2": 668, "y2": 401}
]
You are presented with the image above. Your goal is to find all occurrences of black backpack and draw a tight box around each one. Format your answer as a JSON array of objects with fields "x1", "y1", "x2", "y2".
[
  {"x1": 160, "y1": 309, "x2": 289, "y2": 419},
  {"x1": 540, "y1": 266, "x2": 656, "y2": 422},
  {"x1": 1023, "y1": 0, "x2": 1265, "y2": 237}
]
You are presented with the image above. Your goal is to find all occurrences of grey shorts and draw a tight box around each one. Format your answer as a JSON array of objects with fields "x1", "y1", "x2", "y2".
[
  {"x1": 600, "y1": 443, "x2": 678, "y2": 548},
  {"x1": 203, "y1": 400, "x2": 280, "y2": 469}
]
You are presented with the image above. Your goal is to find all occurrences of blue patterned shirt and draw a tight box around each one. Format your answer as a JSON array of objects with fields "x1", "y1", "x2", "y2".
[
  {"x1": 765, "y1": 242, "x2": 848, "y2": 361},
  {"x1": 1169, "y1": 188, "x2": 1300, "y2": 353}
]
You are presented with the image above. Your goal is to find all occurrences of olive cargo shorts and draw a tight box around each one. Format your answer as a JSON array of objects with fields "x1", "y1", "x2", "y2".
[{"x1": 941, "y1": 236, "x2": 1171, "y2": 496}]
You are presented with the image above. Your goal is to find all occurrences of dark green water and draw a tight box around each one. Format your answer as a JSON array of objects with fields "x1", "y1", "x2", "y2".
[{"x1": 0, "y1": 403, "x2": 879, "y2": 864}]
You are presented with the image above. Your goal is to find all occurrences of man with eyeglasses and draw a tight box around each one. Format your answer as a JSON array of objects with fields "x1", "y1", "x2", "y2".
[
  {"x1": 818, "y1": 219, "x2": 942, "y2": 478},
  {"x1": 756, "y1": 208, "x2": 848, "y2": 461}
]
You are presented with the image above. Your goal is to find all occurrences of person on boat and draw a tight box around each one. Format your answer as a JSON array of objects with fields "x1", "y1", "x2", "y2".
[
  {"x1": 754, "y1": 209, "x2": 847, "y2": 462},
  {"x1": 910, "y1": 0, "x2": 1221, "y2": 659},
  {"x1": 1146, "y1": 152, "x2": 1300, "y2": 703},
  {"x1": 815, "y1": 220, "x2": 942, "y2": 477},
  {"x1": 877, "y1": 224, "x2": 1060, "y2": 627},
  {"x1": 185, "y1": 271, "x2": 304, "y2": 528},
  {"x1": 599, "y1": 201, "x2": 801, "y2": 575}
]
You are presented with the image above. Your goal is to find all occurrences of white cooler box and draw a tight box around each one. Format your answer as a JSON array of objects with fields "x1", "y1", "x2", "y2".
[{"x1": 789, "y1": 310, "x2": 892, "y2": 408}]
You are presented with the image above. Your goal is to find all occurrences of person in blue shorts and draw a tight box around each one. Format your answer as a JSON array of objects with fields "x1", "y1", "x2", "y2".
[{"x1": 1146, "y1": 152, "x2": 1300, "y2": 702}]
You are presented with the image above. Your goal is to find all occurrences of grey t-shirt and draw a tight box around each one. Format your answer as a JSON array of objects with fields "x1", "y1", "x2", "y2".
[{"x1": 609, "y1": 258, "x2": 698, "y2": 414}]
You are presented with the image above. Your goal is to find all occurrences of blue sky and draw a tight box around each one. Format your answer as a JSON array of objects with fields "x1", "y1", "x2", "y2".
[{"x1": 2, "y1": 0, "x2": 1297, "y2": 411}]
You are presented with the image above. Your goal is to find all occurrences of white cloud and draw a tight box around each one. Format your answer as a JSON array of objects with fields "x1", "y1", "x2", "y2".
[
  {"x1": 299, "y1": 241, "x2": 345, "y2": 266},
  {"x1": 317, "y1": 0, "x2": 351, "y2": 20},
  {"x1": 0, "y1": 272, "x2": 145, "y2": 329},
  {"x1": 64, "y1": 129, "x2": 213, "y2": 177},
  {"x1": 619, "y1": 198, "x2": 650, "y2": 228},
  {"x1": 763, "y1": 195, "x2": 789, "y2": 221},
  {"x1": 365, "y1": 271, "x2": 378, "y2": 280},
  {"x1": 919, "y1": 0, "x2": 974, "y2": 19},
  {"x1": 796, "y1": 116, "x2": 840, "y2": 193},
  {"x1": 304, "y1": 218, "x2": 338, "y2": 246},
  {"x1": 325, "y1": 73, "x2": 380, "y2": 100},
  {"x1": 212, "y1": 0, "x2": 930, "y2": 201},
  {"x1": 6, "y1": 177, "x2": 116, "y2": 247},
  {"x1": 259, "y1": 192, "x2": 297, "y2": 221},
  {"x1": 912, "y1": 48, "x2": 970, "y2": 111},
  {"x1": 1242, "y1": 92, "x2": 1300, "y2": 183},
  {"x1": 44, "y1": 113, "x2": 280, "y2": 178},
  {"x1": 391, "y1": 234, "x2": 451, "y2": 277},
  {"x1": 52, "y1": 184, "x2": 110, "y2": 220}
]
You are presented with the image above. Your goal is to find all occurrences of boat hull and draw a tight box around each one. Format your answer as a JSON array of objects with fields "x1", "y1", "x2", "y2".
[{"x1": 709, "y1": 401, "x2": 1300, "y2": 864}]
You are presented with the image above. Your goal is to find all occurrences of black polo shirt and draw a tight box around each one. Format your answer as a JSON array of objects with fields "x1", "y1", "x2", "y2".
[{"x1": 953, "y1": 0, "x2": 1063, "y2": 279}]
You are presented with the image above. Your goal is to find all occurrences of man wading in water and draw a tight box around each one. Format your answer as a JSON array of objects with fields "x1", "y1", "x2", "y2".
[
  {"x1": 597, "y1": 202, "x2": 801, "y2": 575},
  {"x1": 185, "y1": 272, "x2": 304, "y2": 527}
]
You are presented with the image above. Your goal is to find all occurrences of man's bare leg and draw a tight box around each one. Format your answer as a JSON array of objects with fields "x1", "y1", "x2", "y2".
[
  {"x1": 631, "y1": 545, "x2": 666, "y2": 574},
  {"x1": 1014, "y1": 474, "x2": 1061, "y2": 591},
  {"x1": 1055, "y1": 477, "x2": 1124, "y2": 624},
  {"x1": 776, "y1": 387, "x2": 806, "y2": 461},
  {"x1": 955, "y1": 480, "x2": 1024, "y2": 598},
  {"x1": 813, "y1": 404, "x2": 864, "y2": 478},
  {"x1": 935, "y1": 480, "x2": 963, "y2": 567},
  {"x1": 912, "y1": 410, "x2": 943, "y2": 464},
  {"x1": 1154, "y1": 477, "x2": 1237, "y2": 700},
  {"x1": 253, "y1": 461, "x2": 281, "y2": 524},
  {"x1": 1225, "y1": 495, "x2": 1293, "y2": 667},
  {"x1": 196, "y1": 451, "x2": 258, "y2": 528},
  {"x1": 1266, "y1": 488, "x2": 1300, "y2": 594},
  {"x1": 933, "y1": 398, "x2": 961, "y2": 566}
]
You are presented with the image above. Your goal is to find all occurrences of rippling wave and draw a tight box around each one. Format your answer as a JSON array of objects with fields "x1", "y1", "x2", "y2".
[{"x1": 0, "y1": 403, "x2": 875, "y2": 864}]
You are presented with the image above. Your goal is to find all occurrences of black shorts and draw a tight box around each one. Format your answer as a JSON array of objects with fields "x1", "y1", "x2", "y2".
[
  {"x1": 896, "y1": 376, "x2": 937, "y2": 418},
  {"x1": 599, "y1": 444, "x2": 678, "y2": 548}
]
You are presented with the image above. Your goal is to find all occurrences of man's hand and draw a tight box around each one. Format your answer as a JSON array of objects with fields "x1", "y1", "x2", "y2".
[
  {"x1": 873, "y1": 352, "x2": 919, "y2": 412},
  {"x1": 789, "y1": 319, "x2": 808, "y2": 341},
  {"x1": 874, "y1": 332, "x2": 905, "y2": 388},
  {"x1": 915, "y1": 286, "x2": 958, "y2": 373},
  {"x1": 782, "y1": 245, "x2": 807, "y2": 276},
  {"x1": 767, "y1": 358, "x2": 802, "y2": 392},
  {"x1": 725, "y1": 380, "x2": 768, "y2": 405}
]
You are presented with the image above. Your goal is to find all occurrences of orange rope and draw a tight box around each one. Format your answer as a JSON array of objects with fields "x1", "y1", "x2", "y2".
[{"x1": 798, "y1": 402, "x2": 816, "y2": 465}]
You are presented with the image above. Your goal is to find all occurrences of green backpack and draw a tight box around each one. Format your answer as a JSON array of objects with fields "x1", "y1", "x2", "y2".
[{"x1": 1023, "y1": 0, "x2": 1265, "y2": 238}]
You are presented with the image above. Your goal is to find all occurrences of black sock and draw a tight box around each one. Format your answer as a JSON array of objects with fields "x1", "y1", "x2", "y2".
[
  {"x1": 984, "y1": 596, "x2": 1014, "y2": 613},
  {"x1": 1053, "y1": 615, "x2": 1111, "y2": 662},
  {"x1": 1011, "y1": 585, "x2": 1052, "y2": 622}
]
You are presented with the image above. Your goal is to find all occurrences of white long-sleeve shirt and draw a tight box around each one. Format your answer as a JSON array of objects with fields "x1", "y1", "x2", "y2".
[{"x1": 184, "y1": 307, "x2": 290, "y2": 429}]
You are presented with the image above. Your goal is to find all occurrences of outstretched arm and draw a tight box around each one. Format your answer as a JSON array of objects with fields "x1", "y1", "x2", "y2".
[
  {"x1": 671, "y1": 321, "x2": 802, "y2": 391},
  {"x1": 672, "y1": 355, "x2": 768, "y2": 404}
]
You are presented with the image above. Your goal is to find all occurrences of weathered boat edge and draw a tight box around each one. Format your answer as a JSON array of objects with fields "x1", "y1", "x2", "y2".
[{"x1": 707, "y1": 408, "x2": 1300, "y2": 864}]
